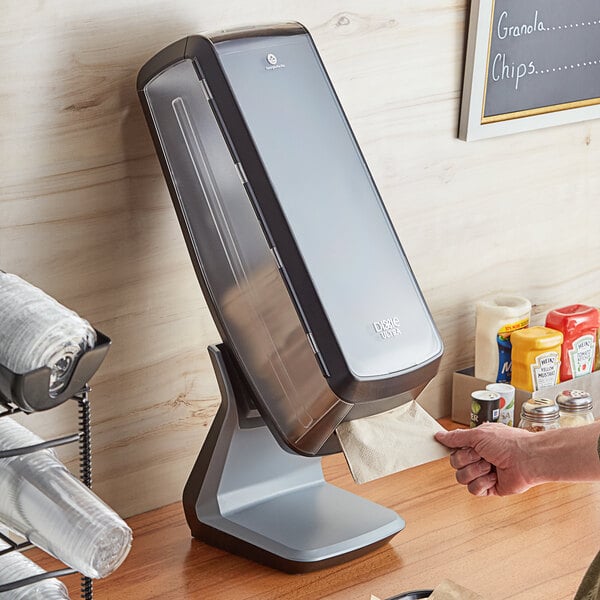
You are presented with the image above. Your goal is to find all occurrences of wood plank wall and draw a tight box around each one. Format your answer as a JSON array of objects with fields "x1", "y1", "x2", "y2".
[{"x1": 2, "y1": 0, "x2": 599, "y2": 517}]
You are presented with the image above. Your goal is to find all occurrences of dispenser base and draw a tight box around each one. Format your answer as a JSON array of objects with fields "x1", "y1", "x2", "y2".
[
  {"x1": 191, "y1": 482, "x2": 403, "y2": 573},
  {"x1": 183, "y1": 345, "x2": 404, "y2": 573}
]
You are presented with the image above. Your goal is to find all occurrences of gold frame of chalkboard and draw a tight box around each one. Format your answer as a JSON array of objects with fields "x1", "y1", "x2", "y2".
[{"x1": 459, "y1": 0, "x2": 600, "y2": 140}]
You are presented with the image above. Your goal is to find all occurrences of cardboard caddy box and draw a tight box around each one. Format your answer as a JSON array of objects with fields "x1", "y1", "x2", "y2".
[{"x1": 451, "y1": 367, "x2": 600, "y2": 427}]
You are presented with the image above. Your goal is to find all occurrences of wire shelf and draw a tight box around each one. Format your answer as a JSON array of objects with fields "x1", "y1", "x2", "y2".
[
  {"x1": 0, "y1": 330, "x2": 111, "y2": 600},
  {"x1": 0, "y1": 391, "x2": 94, "y2": 599}
]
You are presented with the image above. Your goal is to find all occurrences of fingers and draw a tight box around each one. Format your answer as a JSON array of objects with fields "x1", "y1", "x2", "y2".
[
  {"x1": 467, "y1": 471, "x2": 498, "y2": 497},
  {"x1": 435, "y1": 423, "x2": 510, "y2": 450},
  {"x1": 436, "y1": 428, "x2": 502, "y2": 497},
  {"x1": 455, "y1": 458, "x2": 492, "y2": 486},
  {"x1": 449, "y1": 447, "x2": 481, "y2": 470},
  {"x1": 435, "y1": 429, "x2": 479, "y2": 450}
]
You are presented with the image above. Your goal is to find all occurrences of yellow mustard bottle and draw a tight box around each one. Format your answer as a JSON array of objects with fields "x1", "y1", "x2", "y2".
[{"x1": 510, "y1": 326, "x2": 563, "y2": 392}]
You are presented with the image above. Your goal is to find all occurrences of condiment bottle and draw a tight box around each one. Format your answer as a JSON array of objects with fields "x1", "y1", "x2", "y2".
[
  {"x1": 475, "y1": 296, "x2": 531, "y2": 383},
  {"x1": 510, "y1": 326, "x2": 563, "y2": 392},
  {"x1": 518, "y1": 398, "x2": 561, "y2": 432},
  {"x1": 546, "y1": 304, "x2": 599, "y2": 381},
  {"x1": 556, "y1": 390, "x2": 594, "y2": 427},
  {"x1": 596, "y1": 326, "x2": 600, "y2": 371}
]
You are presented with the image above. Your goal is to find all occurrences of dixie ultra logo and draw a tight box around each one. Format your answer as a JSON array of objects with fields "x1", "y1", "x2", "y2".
[{"x1": 372, "y1": 316, "x2": 403, "y2": 340}]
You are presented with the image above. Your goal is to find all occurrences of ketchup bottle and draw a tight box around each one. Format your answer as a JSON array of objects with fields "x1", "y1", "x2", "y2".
[{"x1": 545, "y1": 304, "x2": 599, "y2": 381}]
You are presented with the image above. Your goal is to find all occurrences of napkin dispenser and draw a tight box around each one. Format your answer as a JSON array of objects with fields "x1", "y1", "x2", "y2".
[{"x1": 137, "y1": 22, "x2": 443, "y2": 572}]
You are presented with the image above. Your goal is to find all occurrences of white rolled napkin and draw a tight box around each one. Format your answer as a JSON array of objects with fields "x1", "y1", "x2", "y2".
[
  {"x1": 0, "y1": 272, "x2": 96, "y2": 395},
  {"x1": 0, "y1": 538, "x2": 70, "y2": 599},
  {"x1": 336, "y1": 400, "x2": 450, "y2": 484}
]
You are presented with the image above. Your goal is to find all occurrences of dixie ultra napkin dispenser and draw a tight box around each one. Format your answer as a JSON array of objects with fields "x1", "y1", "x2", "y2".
[{"x1": 137, "y1": 23, "x2": 443, "y2": 571}]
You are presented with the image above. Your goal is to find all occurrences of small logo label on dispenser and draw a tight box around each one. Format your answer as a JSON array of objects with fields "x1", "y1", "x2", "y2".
[
  {"x1": 372, "y1": 317, "x2": 403, "y2": 340},
  {"x1": 265, "y1": 53, "x2": 286, "y2": 70}
]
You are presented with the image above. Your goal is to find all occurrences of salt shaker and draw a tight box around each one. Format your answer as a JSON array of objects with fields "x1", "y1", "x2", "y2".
[
  {"x1": 518, "y1": 398, "x2": 561, "y2": 432},
  {"x1": 556, "y1": 390, "x2": 594, "y2": 428}
]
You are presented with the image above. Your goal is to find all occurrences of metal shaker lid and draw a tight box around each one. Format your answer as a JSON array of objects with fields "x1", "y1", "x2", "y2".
[
  {"x1": 556, "y1": 390, "x2": 593, "y2": 412},
  {"x1": 521, "y1": 398, "x2": 560, "y2": 421}
]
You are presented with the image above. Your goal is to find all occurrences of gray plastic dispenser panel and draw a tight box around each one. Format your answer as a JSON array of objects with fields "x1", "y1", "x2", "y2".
[
  {"x1": 143, "y1": 60, "x2": 348, "y2": 454},
  {"x1": 215, "y1": 35, "x2": 442, "y2": 378}
]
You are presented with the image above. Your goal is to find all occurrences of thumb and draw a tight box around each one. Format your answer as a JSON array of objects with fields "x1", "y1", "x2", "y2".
[{"x1": 435, "y1": 428, "x2": 478, "y2": 449}]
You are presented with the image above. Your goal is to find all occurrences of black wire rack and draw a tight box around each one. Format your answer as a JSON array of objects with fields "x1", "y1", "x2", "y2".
[
  {"x1": 0, "y1": 329, "x2": 111, "y2": 600},
  {"x1": 0, "y1": 391, "x2": 94, "y2": 599}
]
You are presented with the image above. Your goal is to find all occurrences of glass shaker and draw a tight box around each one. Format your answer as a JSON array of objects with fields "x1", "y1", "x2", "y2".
[
  {"x1": 518, "y1": 398, "x2": 561, "y2": 432},
  {"x1": 556, "y1": 390, "x2": 594, "y2": 428}
]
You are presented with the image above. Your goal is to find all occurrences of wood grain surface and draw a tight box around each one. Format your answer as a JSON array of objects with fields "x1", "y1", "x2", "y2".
[
  {"x1": 2, "y1": 0, "x2": 600, "y2": 517},
  {"x1": 29, "y1": 446, "x2": 600, "y2": 600}
]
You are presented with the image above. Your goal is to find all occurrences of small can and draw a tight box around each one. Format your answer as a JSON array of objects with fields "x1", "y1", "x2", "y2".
[
  {"x1": 486, "y1": 383, "x2": 516, "y2": 426},
  {"x1": 470, "y1": 390, "x2": 501, "y2": 428}
]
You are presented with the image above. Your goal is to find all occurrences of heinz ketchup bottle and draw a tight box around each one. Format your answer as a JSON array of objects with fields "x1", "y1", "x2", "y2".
[{"x1": 546, "y1": 304, "x2": 599, "y2": 381}]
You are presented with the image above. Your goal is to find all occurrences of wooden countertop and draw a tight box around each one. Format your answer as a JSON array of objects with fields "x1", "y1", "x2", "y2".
[{"x1": 33, "y1": 421, "x2": 600, "y2": 600}]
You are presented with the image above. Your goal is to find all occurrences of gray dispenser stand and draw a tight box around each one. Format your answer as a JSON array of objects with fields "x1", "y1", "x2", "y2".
[{"x1": 183, "y1": 344, "x2": 405, "y2": 573}]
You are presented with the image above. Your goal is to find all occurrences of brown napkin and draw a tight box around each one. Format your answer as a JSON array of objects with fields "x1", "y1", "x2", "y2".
[
  {"x1": 371, "y1": 579, "x2": 484, "y2": 600},
  {"x1": 430, "y1": 580, "x2": 485, "y2": 599},
  {"x1": 336, "y1": 400, "x2": 450, "y2": 484}
]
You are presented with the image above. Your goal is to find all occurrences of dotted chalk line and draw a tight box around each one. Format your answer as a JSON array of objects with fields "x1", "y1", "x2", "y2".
[
  {"x1": 535, "y1": 59, "x2": 600, "y2": 74},
  {"x1": 548, "y1": 20, "x2": 600, "y2": 30}
]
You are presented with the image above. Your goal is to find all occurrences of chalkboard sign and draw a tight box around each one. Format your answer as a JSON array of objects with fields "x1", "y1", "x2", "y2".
[{"x1": 459, "y1": 0, "x2": 600, "y2": 140}]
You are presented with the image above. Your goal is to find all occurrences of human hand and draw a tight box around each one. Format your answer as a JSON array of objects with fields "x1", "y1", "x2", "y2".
[{"x1": 434, "y1": 423, "x2": 536, "y2": 497}]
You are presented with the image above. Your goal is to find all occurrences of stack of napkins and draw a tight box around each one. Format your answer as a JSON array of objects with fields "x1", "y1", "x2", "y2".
[{"x1": 336, "y1": 400, "x2": 450, "y2": 484}]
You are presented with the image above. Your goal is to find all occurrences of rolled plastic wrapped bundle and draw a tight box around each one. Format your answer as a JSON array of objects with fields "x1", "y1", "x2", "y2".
[
  {"x1": 0, "y1": 273, "x2": 96, "y2": 396},
  {"x1": 0, "y1": 539, "x2": 70, "y2": 599},
  {"x1": 474, "y1": 295, "x2": 531, "y2": 383},
  {"x1": 0, "y1": 418, "x2": 132, "y2": 579}
]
